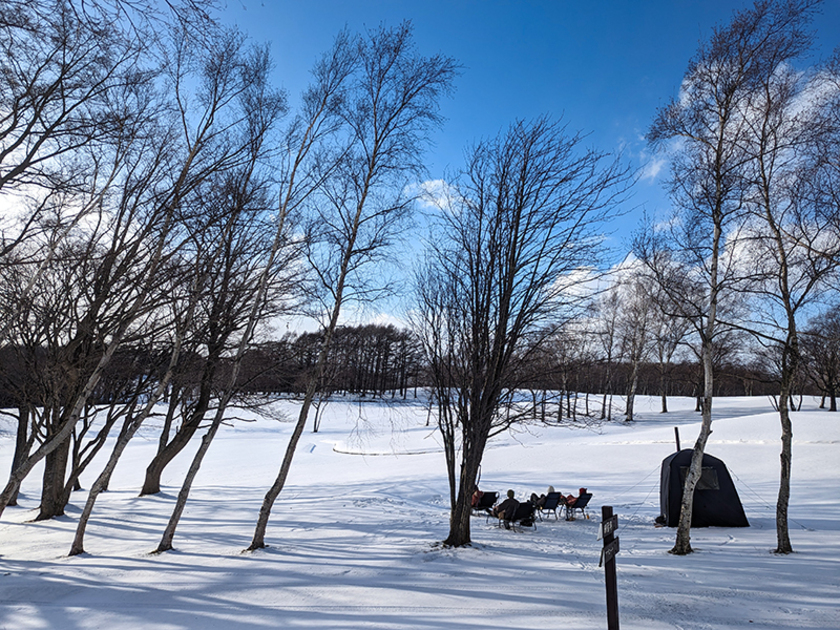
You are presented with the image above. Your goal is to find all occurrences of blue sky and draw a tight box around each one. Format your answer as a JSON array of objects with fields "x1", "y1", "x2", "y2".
[{"x1": 219, "y1": 0, "x2": 840, "y2": 254}]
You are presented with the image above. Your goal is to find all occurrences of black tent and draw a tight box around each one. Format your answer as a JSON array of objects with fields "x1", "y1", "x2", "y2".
[{"x1": 660, "y1": 449, "x2": 749, "y2": 527}]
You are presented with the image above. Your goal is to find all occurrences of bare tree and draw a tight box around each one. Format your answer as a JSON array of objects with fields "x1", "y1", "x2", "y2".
[
  {"x1": 415, "y1": 117, "x2": 628, "y2": 547},
  {"x1": 247, "y1": 23, "x2": 457, "y2": 551},
  {"x1": 801, "y1": 306, "x2": 840, "y2": 410},
  {"x1": 0, "y1": 1, "x2": 204, "y2": 515},
  {"x1": 615, "y1": 272, "x2": 654, "y2": 422},
  {"x1": 732, "y1": 6, "x2": 840, "y2": 553}
]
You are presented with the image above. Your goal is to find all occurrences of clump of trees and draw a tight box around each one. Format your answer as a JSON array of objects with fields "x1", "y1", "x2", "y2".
[
  {"x1": 638, "y1": 0, "x2": 840, "y2": 554},
  {"x1": 238, "y1": 324, "x2": 424, "y2": 401}
]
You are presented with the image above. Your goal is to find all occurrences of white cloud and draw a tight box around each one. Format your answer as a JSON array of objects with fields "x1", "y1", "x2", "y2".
[
  {"x1": 639, "y1": 154, "x2": 667, "y2": 181},
  {"x1": 405, "y1": 179, "x2": 460, "y2": 214}
]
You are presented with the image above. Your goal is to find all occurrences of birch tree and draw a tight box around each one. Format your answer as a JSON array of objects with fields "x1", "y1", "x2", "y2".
[
  {"x1": 734, "y1": 8, "x2": 840, "y2": 553},
  {"x1": 247, "y1": 23, "x2": 457, "y2": 551},
  {"x1": 638, "y1": 3, "x2": 765, "y2": 555},
  {"x1": 639, "y1": 0, "x2": 832, "y2": 554}
]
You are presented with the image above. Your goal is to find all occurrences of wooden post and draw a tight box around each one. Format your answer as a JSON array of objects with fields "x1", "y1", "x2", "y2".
[
  {"x1": 600, "y1": 505, "x2": 620, "y2": 630},
  {"x1": 674, "y1": 426, "x2": 681, "y2": 451}
]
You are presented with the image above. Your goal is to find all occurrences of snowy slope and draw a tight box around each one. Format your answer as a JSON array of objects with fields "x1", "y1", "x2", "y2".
[{"x1": 1, "y1": 395, "x2": 838, "y2": 629}]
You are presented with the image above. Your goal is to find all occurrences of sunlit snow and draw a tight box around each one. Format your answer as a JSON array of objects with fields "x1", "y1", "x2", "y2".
[{"x1": 1, "y1": 395, "x2": 838, "y2": 629}]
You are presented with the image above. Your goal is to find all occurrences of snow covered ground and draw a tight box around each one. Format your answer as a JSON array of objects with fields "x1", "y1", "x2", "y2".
[{"x1": 1, "y1": 395, "x2": 838, "y2": 629}]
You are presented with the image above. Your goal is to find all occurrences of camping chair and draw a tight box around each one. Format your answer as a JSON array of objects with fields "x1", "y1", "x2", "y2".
[
  {"x1": 565, "y1": 492, "x2": 593, "y2": 521},
  {"x1": 498, "y1": 501, "x2": 536, "y2": 531},
  {"x1": 471, "y1": 491, "x2": 499, "y2": 516},
  {"x1": 535, "y1": 492, "x2": 564, "y2": 521}
]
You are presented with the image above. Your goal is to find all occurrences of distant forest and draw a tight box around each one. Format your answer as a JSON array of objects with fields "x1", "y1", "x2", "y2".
[{"x1": 4, "y1": 319, "x2": 837, "y2": 414}]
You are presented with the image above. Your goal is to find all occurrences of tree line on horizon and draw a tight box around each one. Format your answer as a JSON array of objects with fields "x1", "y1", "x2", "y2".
[
  {"x1": 0, "y1": 0, "x2": 838, "y2": 557},
  {"x1": 5, "y1": 312, "x2": 840, "y2": 414}
]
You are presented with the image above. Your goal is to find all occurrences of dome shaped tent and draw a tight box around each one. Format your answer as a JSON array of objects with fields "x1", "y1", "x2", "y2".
[{"x1": 660, "y1": 449, "x2": 749, "y2": 528}]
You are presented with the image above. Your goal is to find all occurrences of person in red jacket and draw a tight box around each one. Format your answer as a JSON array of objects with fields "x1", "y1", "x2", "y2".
[{"x1": 470, "y1": 486, "x2": 484, "y2": 508}]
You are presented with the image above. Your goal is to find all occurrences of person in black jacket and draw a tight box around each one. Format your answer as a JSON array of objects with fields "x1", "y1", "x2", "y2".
[{"x1": 492, "y1": 489, "x2": 519, "y2": 521}]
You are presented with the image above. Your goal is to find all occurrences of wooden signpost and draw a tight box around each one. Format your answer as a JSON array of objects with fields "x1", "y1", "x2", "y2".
[{"x1": 598, "y1": 506, "x2": 620, "y2": 630}]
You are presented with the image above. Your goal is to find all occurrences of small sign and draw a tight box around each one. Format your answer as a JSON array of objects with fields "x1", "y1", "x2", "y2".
[
  {"x1": 598, "y1": 514, "x2": 619, "y2": 540},
  {"x1": 601, "y1": 506, "x2": 621, "y2": 630},
  {"x1": 599, "y1": 536, "x2": 620, "y2": 568}
]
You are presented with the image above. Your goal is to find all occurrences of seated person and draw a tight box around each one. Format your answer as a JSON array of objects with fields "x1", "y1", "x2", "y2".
[
  {"x1": 470, "y1": 486, "x2": 484, "y2": 508},
  {"x1": 530, "y1": 485, "x2": 555, "y2": 507},
  {"x1": 492, "y1": 489, "x2": 519, "y2": 521},
  {"x1": 564, "y1": 487, "x2": 588, "y2": 507}
]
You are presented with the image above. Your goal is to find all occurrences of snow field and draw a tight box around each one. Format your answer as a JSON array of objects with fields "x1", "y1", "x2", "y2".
[{"x1": 0, "y1": 395, "x2": 838, "y2": 629}]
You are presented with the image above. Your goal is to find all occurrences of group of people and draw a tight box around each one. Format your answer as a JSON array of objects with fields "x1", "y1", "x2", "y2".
[
  {"x1": 530, "y1": 486, "x2": 587, "y2": 508},
  {"x1": 470, "y1": 485, "x2": 588, "y2": 521}
]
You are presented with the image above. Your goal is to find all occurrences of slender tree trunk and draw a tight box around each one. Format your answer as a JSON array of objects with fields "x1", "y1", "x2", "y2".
[
  {"x1": 660, "y1": 369, "x2": 669, "y2": 413},
  {"x1": 7, "y1": 406, "x2": 31, "y2": 506},
  {"x1": 156, "y1": 411, "x2": 226, "y2": 552},
  {"x1": 774, "y1": 327, "x2": 798, "y2": 554},
  {"x1": 626, "y1": 364, "x2": 638, "y2": 422},
  {"x1": 541, "y1": 390, "x2": 546, "y2": 423},
  {"x1": 69, "y1": 419, "x2": 136, "y2": 556},
  {"x1": 672, "y1": 334, "x2": 714, "y2": 555},
  {"x1": 247, "y1": 388, "x2": 315, "y2": 550},
  {"x1": 775, "y1": 386, "x2": 793, "y2": 554},
  {"x1": 249, "y1": 279, "x2": 348, "y2": 550}
]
